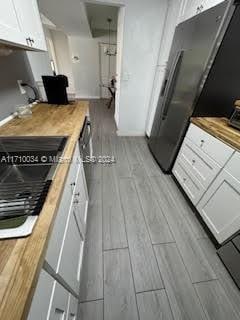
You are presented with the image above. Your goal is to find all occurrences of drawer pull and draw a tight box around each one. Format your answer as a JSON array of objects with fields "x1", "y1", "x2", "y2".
[
  {"x1": 192, "y1": 159, "x2": 196, "y2": 165},
  {"x1": 183, "y1": 178, "x2": 187, "y2": 182},
  {"x1": 200, "y1": 139, "x2": 205, "y2": 147},
  {"x1": 70, "y1": 182, "x2": 76, "y2": 186},
  {"x1": 75, "y1": 192, "x2": 80, "y2": 197},
  {"x1": 74, "y1": 199, "x2": 79, "y2": 204}
]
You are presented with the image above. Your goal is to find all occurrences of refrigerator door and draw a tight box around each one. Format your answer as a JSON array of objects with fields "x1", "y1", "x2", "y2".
[
  {"x1": 148, "y1": 1, "x2": 228, "y2": 172},
  {"x1": 149, "y1": 49, "x2": 207, "y2": 172}
]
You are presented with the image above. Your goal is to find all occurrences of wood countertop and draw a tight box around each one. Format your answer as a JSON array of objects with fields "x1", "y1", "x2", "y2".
[
  {"x1": 0, "y1": 101, "x2": 89, "y2": 320},
  {"x1": 191, "y1": 117, "x2": 240, "y2": 151}
]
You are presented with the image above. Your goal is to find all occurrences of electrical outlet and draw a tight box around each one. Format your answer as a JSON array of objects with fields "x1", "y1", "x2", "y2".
[{"x1": 17, "y1": 80, "x2": 26, "y2": 94}]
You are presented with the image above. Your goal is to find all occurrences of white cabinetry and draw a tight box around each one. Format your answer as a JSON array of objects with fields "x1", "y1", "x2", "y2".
[
  {"x1": 57, "y1": 206, "x2": 83, "y2": 295},
  {"x1": 197, "y1": 152, "x2": 240, "y2": 243},
  {"x1": 0, "y1": 0, "x2": 46, "y2": 51},
  {"x1": 73, "y1": 161, "x2": 88, "y2": 238},
  {"x1": 146, "y1": 0, "x2": 184, "y2": 136},
  {"x1": 27, "y1": 270, "x2": 54, "y2": 320},
  {"x1": 48, "y1": 281, "x2": 69, "y2": 320},
  {"x1": 67, "y1": 295, "x2": 78, "y2": 320},
  {"x1": 0, "y1": 1, "x2": 25, "y2": 46},
  {"x1": 28, "y1": 141, "x2": 89, "y2": 319},
  {"x1": 180, "y1": 0, "x2": 224, "y2": 22},
  {"x1": 45, "y1": 145, "x2": 80, "y2": 272},
  {"x1": 173, "y1": 123, "x2": 240, "y2": 244},
  {"x1": 13, "y1": 0, "x2": 47, "y2": 50}
]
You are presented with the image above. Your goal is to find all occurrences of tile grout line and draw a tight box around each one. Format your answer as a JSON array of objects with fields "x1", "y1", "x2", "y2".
[{"x1": 117, "y1": 177, "x2": 141, "y2": 320}]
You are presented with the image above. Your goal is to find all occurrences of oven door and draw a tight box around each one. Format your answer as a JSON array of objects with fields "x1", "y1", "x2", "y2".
[{"x1": 79, "y1": 116, "x2": 92, "y2": 171}]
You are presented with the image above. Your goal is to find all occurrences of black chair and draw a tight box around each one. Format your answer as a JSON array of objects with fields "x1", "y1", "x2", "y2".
[{"x1": 42, "y1": 75, "x2": 69, "y2": 105}]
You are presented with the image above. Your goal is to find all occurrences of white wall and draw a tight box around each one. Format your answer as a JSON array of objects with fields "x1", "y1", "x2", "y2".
[
  {"x1": 69, "y1": 32, "x2": 117, "y2": 99},
  {"x1": 26, "y1": 51, "x2": 52, "y2": 82},
  {"x1": 92, "y1": 0, "x2": 168, "y2": 136},
  {"x1": 51, "y1": 30, "x2": 76, "y2": 94}
]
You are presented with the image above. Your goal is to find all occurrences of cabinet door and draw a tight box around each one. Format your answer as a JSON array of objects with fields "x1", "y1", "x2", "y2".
[
  {"x1": 197, "y1": 170, "x2": 240, "y2": 244},
  {"x1": 57, "y1": 207, "x2": 84, "y2": 294},
  {"x1": 0, "y1": 1, "x2": 25, "y2": 46},
  {"x1": 202, "y1": 0, "x2": 223, "y2": 12},
  {"x1": 73, "y1": 163, "x2": 88, "y2": 238},
  {"x1": 45, "y1": 144, "x2": 80, "y2": 272},
  {"x1": 48, "y1": 281, "x2": 69, "y2": 320},
  {"x1": 13, "y1": 0, "x2": 47, "y2": 50},
  {"x1": 27, "y1": 269, "x2": 54, "y2": 320},
  {"x1": 182, "y1": 0, "x2": 203, "y2": 21},
  {"x1": 67, "y1": 294, "x2": 78, "y2": 320}
]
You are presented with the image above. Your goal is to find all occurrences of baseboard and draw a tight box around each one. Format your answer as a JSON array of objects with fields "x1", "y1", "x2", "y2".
[
  {"x1": 117, "y1": 130, "x2": 145, "y2": 137},
  {"x1": 75, "y1": 96, "x2": 100, "y2": 100}
]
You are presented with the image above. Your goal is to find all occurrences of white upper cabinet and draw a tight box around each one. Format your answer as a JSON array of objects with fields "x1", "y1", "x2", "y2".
[
  {"x1": 0, "y1": 1, "x2": 25, "y2": 46},
  {"x1": 0, "y1": 0, "x2": 46, "y2": 51},
  {"x1": 180, "y1": 0, "x2": 224, "y2": 22}
]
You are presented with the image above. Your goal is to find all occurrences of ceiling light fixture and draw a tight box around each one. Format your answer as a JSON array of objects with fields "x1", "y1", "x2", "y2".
[{"x1": 105, "y1": 18, "x2": 117, "y2": 56}]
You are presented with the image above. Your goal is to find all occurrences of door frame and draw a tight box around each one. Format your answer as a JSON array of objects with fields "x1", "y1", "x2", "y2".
[
  {"x1": 98, "y1": 41, "x2": 117, "y2": 99},
  {"x1": 84, "y1": 1, "x2": 125, "y2": 128}
]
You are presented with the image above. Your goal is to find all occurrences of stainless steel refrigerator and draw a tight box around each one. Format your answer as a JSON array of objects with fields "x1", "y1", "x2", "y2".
[{"x1": 148, "y1": 0, "x2": 240, "y2": 172}]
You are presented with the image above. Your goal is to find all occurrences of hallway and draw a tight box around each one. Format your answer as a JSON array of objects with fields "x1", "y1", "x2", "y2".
[{"x1": 79, "y1": 100, "x2": 240, "y2": 320}]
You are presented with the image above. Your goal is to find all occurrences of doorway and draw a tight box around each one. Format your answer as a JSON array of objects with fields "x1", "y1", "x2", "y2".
[{"x1": 99, "y1": 42, "x2": 117, "y2": 98}]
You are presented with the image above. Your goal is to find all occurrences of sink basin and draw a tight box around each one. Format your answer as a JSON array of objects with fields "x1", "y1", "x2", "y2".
[
  {"x1": 0, "y1": 164, "x2": 54, "y2": 184},
  {"x1": 0, "y1": 136, "x2": 68, "y2": 237}
]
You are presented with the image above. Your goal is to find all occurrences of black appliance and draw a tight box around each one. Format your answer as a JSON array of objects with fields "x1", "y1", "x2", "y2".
[
  {"x1": 148, "y1": 0, "x2": 240, "y2": 172},
  {"x1": 42, "y1": 75, "x2": 69, "y2": 105},
  {"x1": 218, "y1": 234, "x2": 240, "y2": 289}
]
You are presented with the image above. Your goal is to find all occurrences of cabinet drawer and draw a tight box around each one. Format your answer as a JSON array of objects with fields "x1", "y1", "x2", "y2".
[
  {"x1": 187, "y1": 124, "x2": 234, "y2": 166},
  {"x1": 48, "y1": 280, "x2": 69, "y2": 320},
  {"x1": 178, "y1": 138, "x2": 221, "y2": 188},
  {"x1": 173, "y1": 161, "x2": 205, "y2": 205},
  {"x1": 224, "y1": 152, "x2": 240, "y2": 182},
  {"x1": 27, "y1": 270, "x2": 54, "y2": 320},
  {"x1": 57, "y1": 207, "x2": 84, "y2": 294},
  {"x1": 45, "y1": 143, "x2": 80, "y2": 272}
]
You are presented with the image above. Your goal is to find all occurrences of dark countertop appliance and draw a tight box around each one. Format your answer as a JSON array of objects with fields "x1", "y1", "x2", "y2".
[
  {"x1": 42, "y1": 75, "x2": 69, "y2": 105},
  {"x1": 149, "y1": 0, "x2": 240, "y2": 173}
]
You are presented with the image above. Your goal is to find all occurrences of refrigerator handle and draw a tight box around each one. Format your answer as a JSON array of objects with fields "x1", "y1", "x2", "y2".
[{"x1": 161, "y1": 50, "x2": 184, "y2": 120}]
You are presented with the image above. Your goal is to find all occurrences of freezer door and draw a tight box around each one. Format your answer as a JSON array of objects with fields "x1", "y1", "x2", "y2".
[{"x1": 150, "y1": 49, "x2": 208, "y2": 172}]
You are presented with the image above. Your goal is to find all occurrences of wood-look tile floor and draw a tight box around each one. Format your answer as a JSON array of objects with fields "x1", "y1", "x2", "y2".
[{"x1": 78, "y1": 100, "x2": 240, "y2": 320}]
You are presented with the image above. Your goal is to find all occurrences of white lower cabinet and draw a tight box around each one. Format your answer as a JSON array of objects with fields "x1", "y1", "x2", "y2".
[
  {"x1": 197, "y1": 166, "x2": 240, "y2": 244},
  {"x1": 45, "y1": 144, "x2": 81, "y2": 272},
  {"x1": 48, "y1": 281, "x2": 69, "y2": 320},
  {"x1": 27, "y1": 270, "x2": 54, "y2": 320},
  {"x1": 67, "y1": 294, "x2": 78, "y2": 320},
  {"x1": 28, "y1": 142, "x2": 89, "y2": 319},
  {"x1": 57, "y1": 206, "x2": 83, "y2": 294},
  {"x1": 173, "y1": 161, "x2": 205, "y2": 205},
  {"x1": 173, "y1": 123, "x2": 240, "y2": 244},
  {"x1": 73, "y1": 162, "x2": 88, "y2": 238}
]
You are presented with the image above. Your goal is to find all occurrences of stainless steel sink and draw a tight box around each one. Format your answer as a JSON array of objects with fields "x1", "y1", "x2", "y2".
[{"x1": 0, "y1": 136, "x2": 67, "y2": 233}]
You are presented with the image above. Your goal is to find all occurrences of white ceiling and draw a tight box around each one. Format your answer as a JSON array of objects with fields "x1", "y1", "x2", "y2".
[
  {"x1": 85, "y1": 3, "x2": 119, "y2": 32},
  {"x1": 38, "y1": 0, "x2": 92, "y2": 37}
]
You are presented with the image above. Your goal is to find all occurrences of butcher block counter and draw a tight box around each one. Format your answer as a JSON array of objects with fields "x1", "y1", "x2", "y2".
[
  {"x1": 0, "y1": 101, "x2": 89, "y2": 320},
  {"x1": 191, "y1": 117, "x2": 240, "y2": 151}
]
